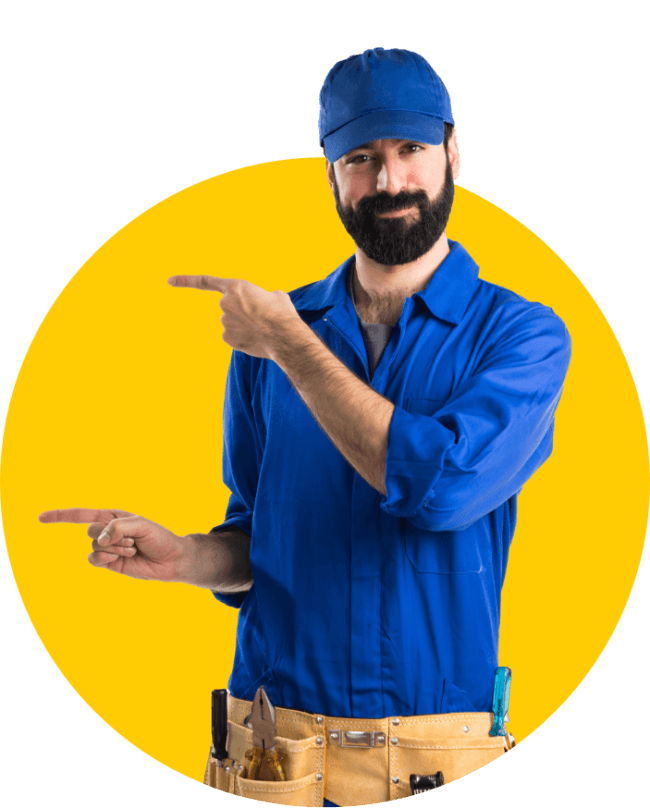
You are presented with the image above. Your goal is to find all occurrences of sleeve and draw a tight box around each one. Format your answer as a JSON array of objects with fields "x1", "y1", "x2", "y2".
[
  {"x1": 210, "y1": 349, "x2": 262, "y2": 608},
  {"x1": 380, "y1": 307, "x2": 572, "y2": 532}
]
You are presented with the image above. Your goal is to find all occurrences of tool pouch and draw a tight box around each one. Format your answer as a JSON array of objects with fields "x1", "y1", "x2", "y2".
[
  {"x1": 205, "y1": 720, "x2": 326, "y2": 806},
  {"x1": 205, "y1": 695, "x2": 512, "y2": 805},
  {"x1": 387, "y1": 715, "x2": 508, "y2": 800},
  {"x1": 204, "y1": 754, "x2": 236, "y2": 793}
]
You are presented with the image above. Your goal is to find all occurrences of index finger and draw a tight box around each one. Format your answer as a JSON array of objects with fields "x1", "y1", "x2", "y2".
[
  {"x1": 38, "y1": 508, "x2": 133, "y2": 525},
  {"x1": 168, "y1": 275, "x2": 230, "y2": 292}
]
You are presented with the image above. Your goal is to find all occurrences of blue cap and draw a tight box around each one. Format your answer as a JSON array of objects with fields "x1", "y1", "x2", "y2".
[{"x1": 319, "y1": 48, "x2": 454, "y2": 163}]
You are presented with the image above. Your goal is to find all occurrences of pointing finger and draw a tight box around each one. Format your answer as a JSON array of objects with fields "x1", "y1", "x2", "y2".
[
  {"x1": 39, "y1": 508, "x2": 134, "y2": 525},
  {"x1": 168, "y1": 275, "x2": 230, "y2": 292}
]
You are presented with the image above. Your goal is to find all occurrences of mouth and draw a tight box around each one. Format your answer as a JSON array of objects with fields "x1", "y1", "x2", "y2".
[{"x1": 376, "y1": 206, "x2": 417, "y2": 218}]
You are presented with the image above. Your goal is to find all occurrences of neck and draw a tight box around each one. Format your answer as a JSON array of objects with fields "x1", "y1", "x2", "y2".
[{"x1": 352, "y1": 232, "x2": 450, "y2": 325}]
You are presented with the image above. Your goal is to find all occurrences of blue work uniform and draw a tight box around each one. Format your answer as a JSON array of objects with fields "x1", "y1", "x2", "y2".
[{"x1": 211, "y1": 240, "x2": 571, "y2": 719}]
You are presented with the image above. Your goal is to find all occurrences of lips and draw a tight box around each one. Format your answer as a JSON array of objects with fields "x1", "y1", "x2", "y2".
[{"x1": 376, "y1": 206, "x2": 416, "y2": 217}]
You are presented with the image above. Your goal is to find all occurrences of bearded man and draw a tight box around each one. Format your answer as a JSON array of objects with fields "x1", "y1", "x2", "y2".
[{"x1": 40, "y1": 48, "x2": 571, "y2": 805}]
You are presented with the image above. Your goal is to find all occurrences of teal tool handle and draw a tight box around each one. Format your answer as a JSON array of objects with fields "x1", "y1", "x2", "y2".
[{"x1": 489, "y1": 666, "x2": 511, "y2": 736}]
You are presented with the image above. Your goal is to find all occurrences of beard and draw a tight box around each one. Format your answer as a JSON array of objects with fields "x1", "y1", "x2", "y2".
[{"x1": 333, "y1": 156, "x2": 455, "y2": 266}]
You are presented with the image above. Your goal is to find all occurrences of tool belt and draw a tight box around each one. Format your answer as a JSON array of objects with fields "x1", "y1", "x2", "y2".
[{"x1": 204, "y1": 693, "x2": 512, "y2": 806}]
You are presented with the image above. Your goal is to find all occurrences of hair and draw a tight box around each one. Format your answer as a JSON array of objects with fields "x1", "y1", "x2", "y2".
[
  {"x1": 323, "y1": 122, "x2": 456, "y2": 159},
  {"x1": 443, "y1": 122, "x2": 454, "y2": 150}
]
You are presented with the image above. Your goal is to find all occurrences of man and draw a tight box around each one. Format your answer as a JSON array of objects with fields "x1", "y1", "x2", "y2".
[{"x1": 40, "y1": 48, "x2": 571, "y2": 804}]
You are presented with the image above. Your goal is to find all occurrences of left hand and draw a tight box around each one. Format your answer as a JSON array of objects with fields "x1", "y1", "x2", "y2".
[{"x1": 168, "y1": 275, "x2": 303, "y2": 359}]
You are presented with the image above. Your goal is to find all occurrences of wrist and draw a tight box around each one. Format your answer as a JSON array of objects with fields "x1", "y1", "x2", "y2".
[
  {"x1": 267, "y1": 316, "x2": 320, "y2": 368},
  {"x1": 177, "y1": 529, "x2": 253, "y2": 591},
  {"x1": 175, "y1": 533, "x2": 220, "y2": 587}
]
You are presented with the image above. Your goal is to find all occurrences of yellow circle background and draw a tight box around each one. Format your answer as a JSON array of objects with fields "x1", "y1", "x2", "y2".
[{"x1": 2, "y1": 158, "x2": 648, "y2": 782}]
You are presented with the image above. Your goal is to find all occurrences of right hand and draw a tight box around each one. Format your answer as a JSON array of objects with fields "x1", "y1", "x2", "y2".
[{"x1": 38, "y1": 508, "x2": 186, "y2": 582}]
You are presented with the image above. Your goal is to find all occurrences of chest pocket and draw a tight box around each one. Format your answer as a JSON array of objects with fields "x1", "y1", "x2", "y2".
[{"x1": 402, "y1": 397, "x2": 483, "y2": 574}]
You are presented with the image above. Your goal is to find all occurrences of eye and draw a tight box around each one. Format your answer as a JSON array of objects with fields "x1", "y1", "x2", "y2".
[
  {"x1": 346, "y1": 153, "x2": 372, "y2": 164},
  {"x1": 403, "y1": 143, "x2": 424, "y2": 153}
]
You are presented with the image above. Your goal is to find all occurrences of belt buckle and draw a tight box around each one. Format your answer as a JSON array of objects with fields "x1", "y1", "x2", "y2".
[{"x1": 329, "y1": 730, "x2": 386, "y2": 748}]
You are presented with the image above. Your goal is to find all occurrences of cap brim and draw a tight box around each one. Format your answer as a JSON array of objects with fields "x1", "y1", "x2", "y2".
[{"x1": 323, "y1": 110, "x2": 447, "y2": 163}]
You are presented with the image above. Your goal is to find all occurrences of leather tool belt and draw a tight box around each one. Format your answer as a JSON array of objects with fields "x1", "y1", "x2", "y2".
[{"x1": 204, "y1": 693, "x2": 510, "y2": 806}]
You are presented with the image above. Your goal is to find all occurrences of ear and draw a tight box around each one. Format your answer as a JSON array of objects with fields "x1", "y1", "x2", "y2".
[
  {"x1": 326, "y1": 159, "x2": 336, "y2": 195},
  {"x1": 447, "y1": 129, "x2": 461, "y2": 181}
]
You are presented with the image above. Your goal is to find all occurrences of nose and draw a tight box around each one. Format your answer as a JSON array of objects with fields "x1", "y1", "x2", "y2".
[{"x1": 375, "y1": 156, "x2": 406, "y2": 195}]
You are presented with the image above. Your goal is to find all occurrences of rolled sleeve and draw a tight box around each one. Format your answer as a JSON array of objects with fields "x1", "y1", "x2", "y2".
[
  {"x1": 382, "y1": 405, "x2": 456, "y2": 518},
  {"x1": 211, "y1": 493, "x2": 253, "y2": 539},
  {"x1": 381, "y1": 308, "x2": 571, "y2": 531},
  {"x1": 209, "y1": 497, "x2": 252, "y2": 609},
  {"x1": 210, "y1": 587, "x2": 248, "y2": 609},
  {"x1": 211, "y1": 350, "x2": 262, "y2": 609}
]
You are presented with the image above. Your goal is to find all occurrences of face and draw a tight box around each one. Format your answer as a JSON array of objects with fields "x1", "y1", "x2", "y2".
[{"x1": 327, "y1": 137, "x2": 459, "y2": 266}]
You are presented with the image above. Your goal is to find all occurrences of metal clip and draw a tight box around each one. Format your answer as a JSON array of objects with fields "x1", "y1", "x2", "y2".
[{"x1": 328, "y1": 730, "x2": 386, "y2": 748}]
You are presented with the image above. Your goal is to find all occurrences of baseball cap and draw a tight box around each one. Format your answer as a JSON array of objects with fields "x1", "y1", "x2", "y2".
[{"x1": 319, "y1": 48, "x2": 454, "y2": 164}]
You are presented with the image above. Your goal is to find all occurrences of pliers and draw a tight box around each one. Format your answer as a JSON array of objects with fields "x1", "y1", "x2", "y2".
[{"x1": 245, "y1": 686, "x2": 286, "y2": 781}]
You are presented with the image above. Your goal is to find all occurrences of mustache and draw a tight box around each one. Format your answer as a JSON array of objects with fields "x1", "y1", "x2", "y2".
[{"x1": 356, "y1": 189, "x2": 430, "y2": 216}]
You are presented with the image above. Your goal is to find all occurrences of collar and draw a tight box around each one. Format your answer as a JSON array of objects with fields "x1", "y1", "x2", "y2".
[{"x1": 291, "y1": 240, "x2": 480, "y2": 325}]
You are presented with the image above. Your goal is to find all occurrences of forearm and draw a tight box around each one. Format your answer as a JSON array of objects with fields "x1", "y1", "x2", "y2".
[
  {"x1": 176, "y1": 527, "x2": 252, "y2": 592},
  {"x1": 270, "y1": 320, "x2": 394, "y2": 495}
]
